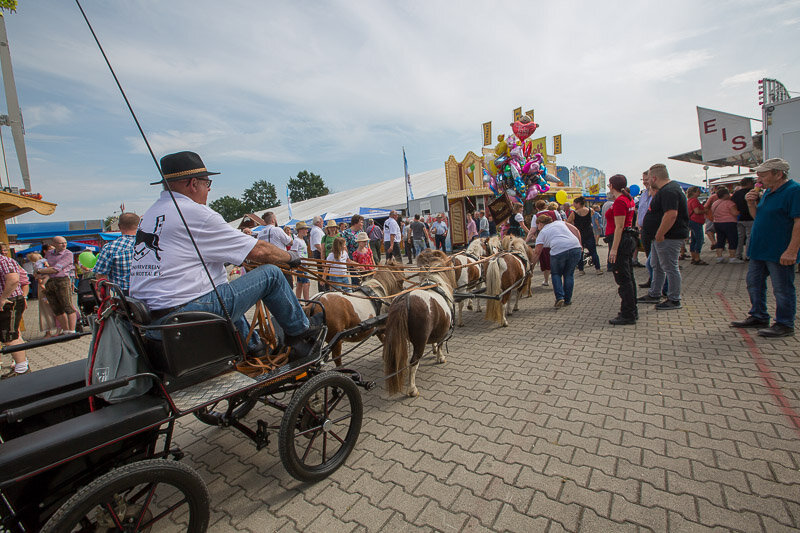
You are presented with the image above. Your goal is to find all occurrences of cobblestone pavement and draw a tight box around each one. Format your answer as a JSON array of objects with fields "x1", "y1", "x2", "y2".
[{"x1": 10, "y1": 250, "x2": 800, "y2": 532}]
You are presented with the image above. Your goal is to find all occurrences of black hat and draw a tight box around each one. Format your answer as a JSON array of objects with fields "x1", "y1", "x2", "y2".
[{"x1": 159, "y1": 151, "x2": 220, "y2": 181}]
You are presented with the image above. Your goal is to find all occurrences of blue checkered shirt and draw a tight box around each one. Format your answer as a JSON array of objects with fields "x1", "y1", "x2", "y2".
[{"x1": 94, "y1": 234, "x2": 135, "y2": 292}]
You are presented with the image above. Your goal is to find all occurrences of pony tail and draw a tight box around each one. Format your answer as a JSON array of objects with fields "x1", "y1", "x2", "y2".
[
  {"x1": 485, "y1": 258, "x2": 504, "y2": 324},
  {"x1": 383, "y1": 296, "x2": 410, "y2": 393}
]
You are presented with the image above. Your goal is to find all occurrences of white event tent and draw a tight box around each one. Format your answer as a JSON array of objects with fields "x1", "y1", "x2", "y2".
[{"x1": 229, "y1": 168, "x2": 446, "y2": 228}]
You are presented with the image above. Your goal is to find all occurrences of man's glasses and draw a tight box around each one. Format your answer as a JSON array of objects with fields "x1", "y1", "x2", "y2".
[{"x1": 195, "y1": 178, "x2": 212, "y2": 189}]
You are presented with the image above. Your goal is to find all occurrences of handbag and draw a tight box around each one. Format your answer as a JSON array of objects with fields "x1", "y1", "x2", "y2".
[{"x1": 86, "y1": 313, "x2": 153, "y2": 403}]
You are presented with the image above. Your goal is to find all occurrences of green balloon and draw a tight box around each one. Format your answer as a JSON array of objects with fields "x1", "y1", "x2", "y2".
[{"x1": 79, "y1": 251, "x2": 97, "y2": 269}]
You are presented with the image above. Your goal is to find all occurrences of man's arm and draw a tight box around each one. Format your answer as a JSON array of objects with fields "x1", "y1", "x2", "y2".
[
  {"x1": 246, "y1": 240, "x2": 293, "y2": 265},
  {"x1": 745, "y1": 189, "x2": 760, "y2": 219},
  {"x1": 780, "y1": 218, "x2": 800, "y2": 266},
  {"x1": 654, "y1": 210, "x2": 678, "y2": 242},
  {"x1": 0, "y1": 272, "x2": 19, "y2": 308}
]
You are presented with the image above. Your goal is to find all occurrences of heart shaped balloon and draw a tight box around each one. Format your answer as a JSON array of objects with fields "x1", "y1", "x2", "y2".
[{"x1": 511, "y1": 120, "x2": 539, "y2": 141}]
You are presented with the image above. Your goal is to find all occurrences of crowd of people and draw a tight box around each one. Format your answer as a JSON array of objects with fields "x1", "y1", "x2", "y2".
[{"x1": 1, "y1": 150, "x2": 797, "y2": 379}]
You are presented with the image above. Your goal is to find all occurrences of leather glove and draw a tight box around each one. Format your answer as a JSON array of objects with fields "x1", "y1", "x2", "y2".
[{"x1": 287, "y1": 250, "x2": 302, "y2": 268}]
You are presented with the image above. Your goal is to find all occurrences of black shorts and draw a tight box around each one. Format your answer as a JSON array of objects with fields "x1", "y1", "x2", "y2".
[{"x1": 0, "y1": 296, "x2": 25, "y2": 343}]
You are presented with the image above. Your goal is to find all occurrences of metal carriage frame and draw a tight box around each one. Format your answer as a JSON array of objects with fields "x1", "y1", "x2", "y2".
[{"x1": 0, "y1": 282, "x2": 383, "y2": 532}]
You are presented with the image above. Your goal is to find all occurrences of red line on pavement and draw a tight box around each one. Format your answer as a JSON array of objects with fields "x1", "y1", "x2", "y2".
[{"x1": 717, "y1": 292, "x2": 800, "y2": 438}]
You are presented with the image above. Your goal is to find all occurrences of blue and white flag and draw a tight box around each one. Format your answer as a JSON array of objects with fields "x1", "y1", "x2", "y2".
[
  {"x1": 403, "y1": 147, "x2": 414, "y2": 201},
  {"x1": 286, "y1": 185, "x2": 293, "y2": 218}
]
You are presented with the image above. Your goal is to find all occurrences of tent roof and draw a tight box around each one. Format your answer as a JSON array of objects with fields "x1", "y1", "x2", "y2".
[{"x1": 230, "y1": 168, "x2": 446, "y2": 228}]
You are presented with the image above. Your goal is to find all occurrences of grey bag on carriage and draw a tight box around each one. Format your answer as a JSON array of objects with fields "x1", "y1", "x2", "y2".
[{"x1": 86, "y1": 314, "x2": 153, "y2": 403}]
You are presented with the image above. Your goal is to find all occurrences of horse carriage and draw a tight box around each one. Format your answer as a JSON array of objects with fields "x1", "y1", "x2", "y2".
[{"x1": 0, "y1": 281, "x2": 380, "y2": 532}]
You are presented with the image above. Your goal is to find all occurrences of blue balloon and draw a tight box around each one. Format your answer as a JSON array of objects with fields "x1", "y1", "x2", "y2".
[{"x1": 629, "y1": 184, "x2": 641, "y2": 196}]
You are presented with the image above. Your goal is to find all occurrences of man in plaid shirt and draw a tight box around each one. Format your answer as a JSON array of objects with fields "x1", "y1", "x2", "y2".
[
  {"x1": 94, "y1": 213, "x2": 139, "y2": 295},
  {"x1": 0, "y1": 245, "x2": 30, "y2": 378}
]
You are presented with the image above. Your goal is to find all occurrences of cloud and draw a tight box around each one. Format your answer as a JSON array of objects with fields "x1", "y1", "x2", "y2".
[
  {"x1": 722, "y1": 70, "x2": 768, "y2": 87},
  {"x1": 22, "y1": 103, "x2": 73, "y2": 129}
]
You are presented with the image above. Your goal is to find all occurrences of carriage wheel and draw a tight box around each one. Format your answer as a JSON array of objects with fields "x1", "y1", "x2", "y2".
[
  {"x1": 278, "y1": 372, "x2": 362, "y2": 482},
  {"x1": 193, "y1": 393, "x2": 257, "y2": 426},
  {"x1": 41, "y1": 459, "x2": 209, "y2": 533}
]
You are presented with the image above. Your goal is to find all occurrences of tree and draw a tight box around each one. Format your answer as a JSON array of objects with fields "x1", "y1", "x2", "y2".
[
  {"x1": 209, "y1": 195, "x2": 248, "y2": 222},
  {"x1": 104, "y1": 215, "x2": 119, "y2": 231},
  {"x1": 241, "y1": 179, "x2": 280, "y2": 213},
  {"x1": 288, "y1": 170, "x2": 329, "y2": 203}
]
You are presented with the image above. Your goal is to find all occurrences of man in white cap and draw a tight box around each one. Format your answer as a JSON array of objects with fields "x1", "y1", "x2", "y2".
[{"x1": 731, "y1": 158, "x2": 800, "y2": 337}]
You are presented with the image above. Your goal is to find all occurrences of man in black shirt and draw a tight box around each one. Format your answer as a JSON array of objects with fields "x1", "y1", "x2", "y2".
[
  {"x1": 730, "y1": 177, "x2": 755, "y2": 260},
  {"x1": 638, "y1": 164, "x2": 689, "y2": 310}
]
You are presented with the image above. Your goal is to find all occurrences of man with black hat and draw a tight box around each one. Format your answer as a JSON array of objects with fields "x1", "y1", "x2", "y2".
[
  {"x1": 130, "y1": 151, "x2": 322, "y2": 360},
  {"x1": 731, "y1": 158, "x2": 800, "y2": 337}
]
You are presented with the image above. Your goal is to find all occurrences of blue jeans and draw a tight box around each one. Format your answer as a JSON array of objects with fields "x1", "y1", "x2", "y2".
[
  {"x1": 649, "y1": 239, "x2": 682, "y2": 301},
  {"x1": 155, "y1": 264, "x2": 308, "y2": 337},
  {"x1": 479, "y1": 230, "x2": 489, "y2": 238},
  {"x1": 328, "y1": 275, "x2": 352, "y2": 291},
  {"x1": 413, "y1": 239, "x2": 426, "y2": 255},
  {"x1": 688, "y1": 220, "x2": 704, "y2": 253},
  {"x1": 550, "y1": 248, "x2": 582, "y2": 303},
  {"x1": 746, "y1": 259, "x2": 796, "y2": 328}
]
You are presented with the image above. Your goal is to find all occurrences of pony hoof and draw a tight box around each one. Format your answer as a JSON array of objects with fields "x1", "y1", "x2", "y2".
[
  {"x1": 502, "y1": 322, "x2": 509, "y2": 327},
  {"x1": 437, "y1": 357, "x2": 446, "y2": 364},
  {"x1": 408, "y1": 388, "x2": 419, "y2": 397}
]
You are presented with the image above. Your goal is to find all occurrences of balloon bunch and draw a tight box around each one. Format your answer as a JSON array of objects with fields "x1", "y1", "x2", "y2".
[{"x1": 482, "y1": 116, "x2": 550, "y2": 201}]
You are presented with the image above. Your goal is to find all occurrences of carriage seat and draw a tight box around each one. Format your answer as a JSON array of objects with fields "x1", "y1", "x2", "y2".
[
  {"x1": 0, "y1": 360, "x2": 86, "y2": 413},
  {"x1": 0, "y1": 395, "x2": 169, "y2": 487},
  {"x1": 120, "y1": 297, "x2": 243, "y2": 388}
]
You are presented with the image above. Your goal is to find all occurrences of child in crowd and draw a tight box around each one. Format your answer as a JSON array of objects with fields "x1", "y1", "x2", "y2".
[
  {"x1": 326, "y1": 237, "x2": 354, "y2": 291},
  {"x1": 352, "y1": 232, "x2": 375, "y2": 271},
  {"x1": 292, "y1": 222, "x2": 310, "y2": 299}
]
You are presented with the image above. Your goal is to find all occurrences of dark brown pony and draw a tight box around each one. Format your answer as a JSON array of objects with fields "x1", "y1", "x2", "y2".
[
  {"x1": 310, "y1": 261, "x2": 406, "y2": 366},
  {"x1": 382, "y1": 249, "x2": 456, "y2": 397}
]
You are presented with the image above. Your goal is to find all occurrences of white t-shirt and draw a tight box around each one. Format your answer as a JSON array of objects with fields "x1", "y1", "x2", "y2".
[
  {"x1": 326, "y1": 251, "x2": 349, "y2": 276},
  {"x1": 130, "y1": 191, "x2": 257, "y2": 310},
  {"x1": 257, "y1": 224, "x2": 292, "y2": 248},
  {"x1": 383, "y1": 217, "x2": 401, "y2": 243},
  {"x1": 309, "y1": 225, "x2": 324, "y2": 252},
  {"x1": 291, "y1": 236, "x2": 308, "y2": 258},
  {"x1": 535, "y1": 221, "x2": 582, "y2": 256}
]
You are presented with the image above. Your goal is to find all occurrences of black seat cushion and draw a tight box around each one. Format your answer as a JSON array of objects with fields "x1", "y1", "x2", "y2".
[
  {"x1": 0, "y1": 360, "x2": 86, "y2": 412},
  {"x1": 0, "y1": 396, "x2": 169, "y2": 487}
]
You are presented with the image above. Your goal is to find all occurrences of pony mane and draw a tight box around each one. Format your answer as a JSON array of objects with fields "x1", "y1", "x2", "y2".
[
  {"x1": 487, "y1": 235, "x2": 502, "y2": 254},
  {"x1": 503, "y1": 235, "x2": 529, "y2": 256},
  {"x1": 370, "y1": 263, "x2": 405, "y2": 294},
  {"x1": 466, "y1": 238, "x2": 486, "y2": 256}
]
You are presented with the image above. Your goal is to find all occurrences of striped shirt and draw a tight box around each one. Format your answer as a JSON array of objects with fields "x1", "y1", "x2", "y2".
[
  {"x1": 94, "y1": 234, "x2": 135, "y2": 292},
  {"x1": 0, "y1": 256, "x2": 28, "y2": 298}
]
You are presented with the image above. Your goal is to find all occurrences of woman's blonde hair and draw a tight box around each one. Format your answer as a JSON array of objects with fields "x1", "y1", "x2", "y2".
[
  {"x1": 548, "y1": 202, "x2": 559, "y2": 210},
  {"x1": 537, "y1": 214, "x2": 554, "y2": 225}
]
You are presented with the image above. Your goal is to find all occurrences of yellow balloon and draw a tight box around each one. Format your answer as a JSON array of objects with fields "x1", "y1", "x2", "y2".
[{"x1": 555, "y1": 190, "x2": 567, "y2": 204}]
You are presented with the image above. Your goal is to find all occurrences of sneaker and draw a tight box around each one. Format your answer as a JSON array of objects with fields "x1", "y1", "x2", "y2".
[
  {"x1": 695, "y1": 260, "x2": 709, "y2": 265},
  {"x1": 637, "y1": 294, "x2": 662, "y2": 303},
  {"x1": 1, "y1": 367, "x2": 30, "y2": 380},
  {"x1": 716, "y1": 257, "x2": 727, "y2": 263},
  {"x1": 596, "y1": 270, "x2": 604, "y2": 275},
  {"x1": 757, "y1": 323, "x2": 795, "y2": 338},
  {"x1": 609, "y1": 315, "x2": 636, "y2": 325},
  {"x1": 633, "y1": 262, "x2": 645, "y2": 268},
  {"x1": 564, "y1": 300, "x2": 572, "y2": 306},
  {"x1": 731, "y1": 316, "x2": 770, "y2": 328},
  {"x1": 542, "y1": 281, "x2": 549, "y2": 286},
  {"x1": 728, "y1": 258, "x2": 744, "y2": 264},
  {"x1": 579, "y1": 270, "x2": 586, "y2": 276},
  {"x1": 655, "y1": 299, "x2": 682, "y2": 310},
  {"x1": 554, "y1": 299, "x2": 564, "y2": 308}
]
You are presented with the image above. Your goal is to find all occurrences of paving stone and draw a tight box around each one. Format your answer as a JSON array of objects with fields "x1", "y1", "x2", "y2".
[
  {"x1": 609, "y1": 493, "x2": 668, "y2": 532},
  {"x1": 696, "y1": 498, "x2": 763, "y2": 532},
  {"x1": 492, "y1": 503, "x2": 549, "y2": 533}
]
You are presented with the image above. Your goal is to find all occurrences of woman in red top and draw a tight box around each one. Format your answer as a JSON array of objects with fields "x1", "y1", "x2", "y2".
[
  {"x1": 605, "y1": 174, "x2": 638, "y2": 325},
  {"x1": 686, "y1": 186, "x2": 708, "y2": 265}
]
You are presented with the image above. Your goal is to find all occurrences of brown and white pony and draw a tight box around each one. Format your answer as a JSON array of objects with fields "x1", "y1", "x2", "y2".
[
  {"x1": 382, "y1": 249, "x2": 456, "y2": 397},
  {"x1": 310, "y1": 261, "x2": 406, "y2": 366},
  {"x1": 501, "y1": 235, "x2": 535, "y2": 297},
  {"x1": 484, "y1": 249, "x2": 528, "y2": 327}
]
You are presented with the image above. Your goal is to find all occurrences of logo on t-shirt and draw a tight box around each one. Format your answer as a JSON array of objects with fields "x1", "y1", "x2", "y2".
[{"x1": 134, "y1": 215, "x2": 165, "y2": 262}]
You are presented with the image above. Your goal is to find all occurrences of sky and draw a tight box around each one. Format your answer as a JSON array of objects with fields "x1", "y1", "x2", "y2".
[{"x1": 2, "y1": 0, "x2": 799, "y2": 223}]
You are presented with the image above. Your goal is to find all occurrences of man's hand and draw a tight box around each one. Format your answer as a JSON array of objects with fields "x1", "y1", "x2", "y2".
[
  {"x1": 0, "y1": 298, "x2": 10, "y2": 310},
  {"x1": 780, "y1": 249, "x2": 798, "y2": 266},
  {"x1": 745, "y1": 189, "x2": 760, "y2": 203},
  {"x1": 608, "y1": 250, "x2": 617, "y2": 264},
  {"x1": 655, "y1": 232, "x2": 666, "y2": 243},
  {"x1": 287, "y1": 250, "x2": 302, "y2": 268}
]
